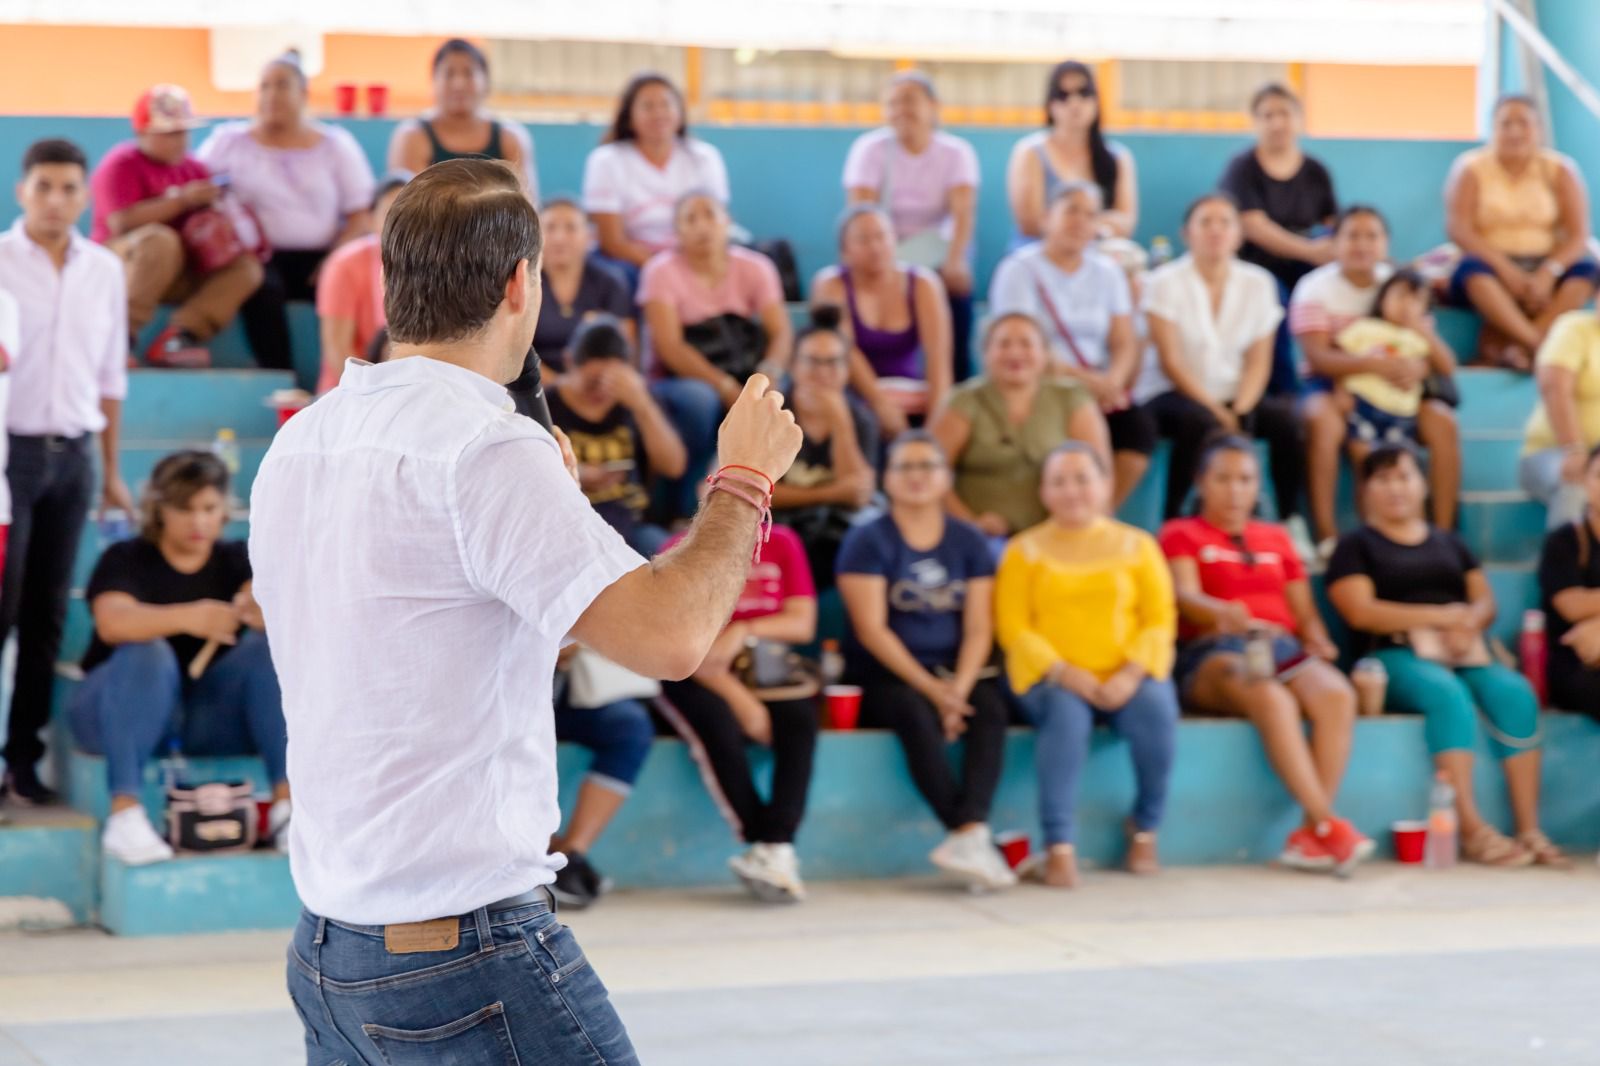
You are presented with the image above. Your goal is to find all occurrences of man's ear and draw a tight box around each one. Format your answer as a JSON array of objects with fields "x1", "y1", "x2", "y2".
[{"x1": 505, "y1": 258, "x2": 532, "y2": 314}]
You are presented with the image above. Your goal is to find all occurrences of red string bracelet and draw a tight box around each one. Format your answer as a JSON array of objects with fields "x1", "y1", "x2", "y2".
[
  {"x1": 706, "y1": 466, "x2": 773, "y2": 562},
  {"x1": 716, "y1": 464, "x2": 776, "y2": 496}
]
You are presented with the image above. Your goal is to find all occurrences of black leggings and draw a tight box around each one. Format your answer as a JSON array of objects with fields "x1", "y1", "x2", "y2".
[
  {"x1": 239, "y1": 249, "x2": 324, "y2": 374},
  {"x1": 858, "y1": 675, "x2": 1008, "y2": 830},
  {"x1": 1146, "y1": 390, "x2": 1304, "y2": 519},
  {"x1": 658, "y1": 681, "x2": 819, "y2": 845}
]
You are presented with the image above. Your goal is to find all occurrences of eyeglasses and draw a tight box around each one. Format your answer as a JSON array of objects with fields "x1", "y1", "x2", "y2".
[
  {"x1": 801, "y1": 356, "x2": 848, "y2": 369},
  {"x1": 888, "y1": 461, "x2": 945, "y2": 474},
  {"x1": 1053, "y1": 87, "x2": 1097, "y2": 102}
]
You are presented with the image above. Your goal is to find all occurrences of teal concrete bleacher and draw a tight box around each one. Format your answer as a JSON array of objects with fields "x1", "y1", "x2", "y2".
[
  {"x1": 0, "y1": 810, "x2": 97, "y2": 924},
  {"x1": 101, "y1": 853, "x2": 300, "y2": 936}
]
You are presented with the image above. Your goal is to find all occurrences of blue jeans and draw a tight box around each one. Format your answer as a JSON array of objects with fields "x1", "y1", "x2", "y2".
[
  {"x1": 649, "y1": 377, "x2": 722, "y2": 520},
  {"x1": 287, "y1": 895, "x2": 638, "y2": 1065},
  {"x1": 68, "y1": 632, "x2": 286, "y2": 796},
  {"x1": 1018, "y1": 678, "x2": 1179, "y2": 846},
  {"x1": 554, "y1": 698, "x2": 654, "y2": 793}
]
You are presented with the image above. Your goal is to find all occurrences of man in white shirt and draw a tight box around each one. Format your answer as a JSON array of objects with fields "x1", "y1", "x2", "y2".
[
  {"x1": 252, "y1": 158, "x2": 800, "y2": 1063},
  {"x1": 0, "y1": 139, "x2": 134, "y2": 805}
]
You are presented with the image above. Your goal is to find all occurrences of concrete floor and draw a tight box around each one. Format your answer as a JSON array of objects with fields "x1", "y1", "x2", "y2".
[{"x1": 3, "y1": 863, "x2": 1599, "y2": 1065}]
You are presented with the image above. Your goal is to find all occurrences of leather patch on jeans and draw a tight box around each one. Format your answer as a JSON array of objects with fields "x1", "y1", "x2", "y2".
[{"x1": 383, "y1": 918, "x2": 460, "y2": 954}]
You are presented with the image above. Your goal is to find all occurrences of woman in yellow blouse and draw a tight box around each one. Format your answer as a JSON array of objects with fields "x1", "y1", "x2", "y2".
[{"x1": 996, "y1": 442, "x2": 1179, "y2": 888}]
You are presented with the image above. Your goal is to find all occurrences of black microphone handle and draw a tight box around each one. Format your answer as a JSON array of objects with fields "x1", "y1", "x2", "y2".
[{"x1": 519, "y1": 347, "x2": 555, "y2": 433}]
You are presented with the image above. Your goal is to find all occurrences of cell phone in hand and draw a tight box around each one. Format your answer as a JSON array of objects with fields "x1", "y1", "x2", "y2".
[{"x1": 210, "y1": 174, "x2": 232, "y2": 190}]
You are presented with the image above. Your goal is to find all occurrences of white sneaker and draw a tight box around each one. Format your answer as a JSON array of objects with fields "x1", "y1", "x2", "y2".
[
  {"x1": 930, "y1": 825, "x2": 1018, "y2": 892},
  {"x1": 267, "y1": 799, "x2": 291, "y2": 855},
  {"x1": 730, "y1": 843, "x2": 805, "y2": 903},
  {"x1": 102, "y1": 806, "x2": 174, "y2": 866},
  {"x1": 1285, "y1": 515, "x2": 1317, "y2": 568}
]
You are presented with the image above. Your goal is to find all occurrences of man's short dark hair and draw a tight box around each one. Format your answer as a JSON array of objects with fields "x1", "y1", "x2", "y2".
[
  {"x1": 381, "y1": 159, "x2": 543, "y2": 345},
  {"x1": 21, "y1": 138, "x2": 87, "y2": 176}
]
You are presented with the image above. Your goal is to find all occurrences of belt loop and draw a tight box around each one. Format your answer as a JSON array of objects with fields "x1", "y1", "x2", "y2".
[
  {"x1": 473, "y1": 905, "x2": 492, "y2": 946},
  {"x1": 313, "y1": 915, "x2": 326, "y2": 946},
  {"x1": 544, "y1": 884, "x2": 558, "y2": 916}
]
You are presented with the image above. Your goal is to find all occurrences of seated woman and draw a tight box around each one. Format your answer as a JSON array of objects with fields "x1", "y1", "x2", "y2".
[
  {"x1": 1519, "y1": 310, "x2": 1600, "y2": 529},
  {"x1": 996, "y1": 442, "x2": 1179, "y2": 887},
  {"x1": 584, "y1": 72, "x2": 730, "y2": 287},
  {"x1": 838, "y1": 430, "x2": 1015, "y2": 891},
  {"x1": 197, "y1": 53, "x2": 375, "y2": 375},
  {"x1": 657, "y1": 522, "x2": 819, "y2": 903},
  {"x1": 640, "y1": 191, "x2": 792, "y2": 517},
  {"x1": 1444, "y1": 94, "x2": 1598, "y2": 369},
  {"x1": 387, "y1": 39, "x2": 536, "y2": 195},
  {"x1": 811, "y1": 206, "x2": 953, "y2": 436},
  {"x1": 1159, "y1": 436, "x2": 1371, "y2": 875},
  {"x1": 507, "y1": 197, "x2": 634, "y2": 417},
  {"x1": 1140, "y1": 192, "x2": 1300, "y2": 520},
  {"x1": 1327, "y1": 444, "x2": 1567, "y2": 867},
  {"x1": 1006, "y1": 61, "x2": 1138, "y2": 243},
  {"x1": 988, "y1": 183, "x2": 1151, "y2": 509},
  {"x1": 314, "y1": 172, "x2": 409, "y2": 393},
  {"x1": 549, "y1": 316, "x2": 685, "y2": 559},
  {"x1": 930, "y1": 312, "x2": 1108, "y2": 542},
  {"x1": 844, "y1": 71, "x2": 980, "y2": 379},
  {"x1": 773, "y1": 307, "x2": 879, "y2": 589},
  {"x1": 1537, "y1": 443, "x2": 1600, "y2": 716},
  {"x1": 68, "y1": 451, "x2": 286, "y2": 866}
]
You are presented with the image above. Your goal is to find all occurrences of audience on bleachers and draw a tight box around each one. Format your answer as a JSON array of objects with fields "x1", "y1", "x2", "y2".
[
  {"x1": 1327, "y1": 444, "x2": 1567, "y2": 868},
  {"x1": 1139, "y1": 193, "x2": 1301, "y2": 521},
  {"x1": 837, "y1": 430, "x2": 1015, "y2": 890},
  {"x1": 197, "y1": 53, "x2": 376, "y2": 375},
  {"x1": 585, "y1": 72, "x2": 729, "y2": 286},
  {"x1": 1160, "y1": 437, "x2": 1371, "y2": 875},
  {"x1": 69, "y1": 451, "x2": 287, "y2": 866},
  {"x1": 844, "y1": 71, "x2": 980, "y2": 379},
  {"x1": 931, "y1": 313, "x2": 1108, "y2": 542},
  {"x1": 0, "y1": 138, "x2": 132, "y2": 807},
  {"x1": 772, "y1": 308, "x2": 879, "y2": 589},
  {"x1": 1007, "y1": 61, "x2": 1138, "y2": 243},
  {"x1": 996, "y1": 442, "x2": 1179, "y2": 886},
  {"x1": 1536, "y1": 442, "x2": 1600, "y2": 717},
  {"x1": 657, "y1": 522, "x2": 820, "y2": 903},
  {"x1": 1443, "y1": 94, "x2": 1597, "y2": 371},
  {"x1": 314, "y1": 172, "x2": 409, "y2": 393},
  {"x1": 1292, "y1": 206, "x2": 1461, "y2": 555},
  {"x1": 1519, "y1": 309, "x2": 1600, "y2": 528},
  {"x1": 990, "y1": 182, "x2": 1151, "y2": 508},
  {"x1": 387, "y1": 39, "x2": 536, "y2": 197},
  {"x1": 92, "y1": 84, "x2": 266, "y2": 369},
  {"x1": 1218, "y1": 83, "x2": 1338, "y2": 397},
  {"x1": 811, "y1": 205, "x2": 953, "y2": 434}
]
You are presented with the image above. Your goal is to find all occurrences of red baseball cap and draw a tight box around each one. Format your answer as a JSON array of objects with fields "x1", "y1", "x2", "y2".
[{"x1": 132, "y1": 84, "x2": 206, "y2": 135}]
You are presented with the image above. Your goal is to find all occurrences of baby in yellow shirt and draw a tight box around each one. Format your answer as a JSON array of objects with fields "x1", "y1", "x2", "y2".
[{"x1": 1336, "y1": 268, "x2": 1439, "y2": 445}]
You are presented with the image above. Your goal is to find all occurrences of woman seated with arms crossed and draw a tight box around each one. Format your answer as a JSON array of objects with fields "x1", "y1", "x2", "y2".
[
  {"x1": 772, "y1": 307, "x2": 879, "y2": 590},
  {"x1": 314, "y1": 172, "x2": 409, "y2": 394},
  {"x1": 837, "y1": 430, "x2": 1015, "y2": 892},
  {"x1": 640, "y1": 190, "x2": 792, "y2": 518},
  {"x1": 1537, "y1": 443, "x2": 1600, "y2": 716},
  {"x1": 1327, "y1": 444, "x2": 1567, "y2": 867},
  {"x1": 657, "y1": 521, "x2": 819, "y2": 903},
  {"x1": 811, "y1": 206, "x2": 952, "y2": 437},
  {"x1": 996, "y1": 442, "x2": 1180, "y2": 887},
  {"x1": 930, "y1": 312, "x2": 1109, "y2": 544},
  {"x1": 1159, "y1": 436, "x2": 1371, "y2": 875},
  {"x1": 69, "y1": 452, "x2": 286, "y2": 866}
]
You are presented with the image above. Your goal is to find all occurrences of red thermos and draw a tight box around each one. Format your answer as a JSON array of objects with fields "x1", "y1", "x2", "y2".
[{"x1": 1520, "y1": 609, "x2": 1548, "y2": 705}]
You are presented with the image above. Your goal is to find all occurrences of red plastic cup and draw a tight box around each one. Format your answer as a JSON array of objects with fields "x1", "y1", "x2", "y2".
[
  {"x1": 366, "y1": 83, "x2": 389, "y2": 116},
  {"x1": 256, "y1": 799, "x2": 272, "y2": 840},
  {"x1": 996, "y1": 830, "x2": 1032, "y2": 870},
  {"x1": 1392, "y1": 820, "x2": 1427, "y2": 864},
  {"x1": 824, "y1": 684, "x2": 862, "y2": 730},
  {"x1": 334, "y1": 82, "x2": 358, "y2": 116}
]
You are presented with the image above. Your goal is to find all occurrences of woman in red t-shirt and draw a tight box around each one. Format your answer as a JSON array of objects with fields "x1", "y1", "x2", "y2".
[{"x1": 1158, "y1": 435, "x2": 1371, "y2": 876}]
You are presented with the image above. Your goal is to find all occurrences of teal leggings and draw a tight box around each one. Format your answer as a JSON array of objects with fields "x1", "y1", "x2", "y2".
[{"x1": 1372, "y1": 647, "x2": 1541, "y2": 759}]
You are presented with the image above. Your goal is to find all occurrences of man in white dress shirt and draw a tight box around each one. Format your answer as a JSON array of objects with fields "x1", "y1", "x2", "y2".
[
  {"x1": 0, "y1": 139, "x2": 134, "y2": 805},
  {"x1": 251, "y1": 158, "x2": 800, "y2": 1063}
]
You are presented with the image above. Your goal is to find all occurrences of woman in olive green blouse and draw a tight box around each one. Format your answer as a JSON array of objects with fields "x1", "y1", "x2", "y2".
[{"x1": 930, "y1": 312, "x2": 1110, "y2": 538}]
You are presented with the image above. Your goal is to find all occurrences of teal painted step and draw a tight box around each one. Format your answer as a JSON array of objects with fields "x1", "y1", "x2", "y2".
[
  {"x1": 1485, "y1": 564, "x2": 1542, "y2": 647},
  {"x1": 101, "y1": 852, "x2": 299, "y2": 936},
  {"x1": 1460, "y1": 433, "x2": 1526, "y2": 493},
  {"x1": 122, "y1": 368, "x2": 293, "y2": 441},
  {"x1": 1432, "y1": 307, "x2": 1483, "y2": 362},
  {"x1": 1454, "y1": 367, "x2": 1537, "y2": 431},
  {"x1": 1459, "y1": 493, "x2": 1547, "y2": 565},
  {"x1": 0, "y1": 808, "x2": 97, "y2": 925},
  {"x1": 137, "y1": 303, "x2": 322, "y2": 393}
]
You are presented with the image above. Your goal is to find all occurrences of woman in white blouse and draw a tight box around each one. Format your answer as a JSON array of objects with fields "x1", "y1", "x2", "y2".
[{"x1": 1138, "y1": 193, "x2": 1303, "y2": 519}]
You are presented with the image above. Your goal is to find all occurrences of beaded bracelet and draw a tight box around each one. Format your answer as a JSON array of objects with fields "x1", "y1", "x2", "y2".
[{"x1": 706, "y1": 466, "x2": 774, "y2": 562}]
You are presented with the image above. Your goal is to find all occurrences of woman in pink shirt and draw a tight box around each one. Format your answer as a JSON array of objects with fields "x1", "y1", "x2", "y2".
[{"x1": 314, "y1": 173, "x2": 409, "y2": 393}]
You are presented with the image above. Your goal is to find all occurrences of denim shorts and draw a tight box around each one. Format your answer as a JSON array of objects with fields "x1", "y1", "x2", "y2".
[
  {"x1": 1347, "y1": 395, "x2": 1419, "y2": 446},
  {"x1": 1173, "y1": 633, "x2": 1309, "y2": 697},
  {"x1": 1448, "y1": 254, "x2": 1600, "y2": 307}
]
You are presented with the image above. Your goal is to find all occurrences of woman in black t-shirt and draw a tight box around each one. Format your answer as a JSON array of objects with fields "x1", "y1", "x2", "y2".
[
  {"x1": 1537, "y1": 443, "x2": 1600, "y2": 715},
  {"x1": 1327, "y1": 444, "x2": 1566, "y2": 867},
  {"x1": 67, "y1": 452, "x2": 287, "y2": 867}
]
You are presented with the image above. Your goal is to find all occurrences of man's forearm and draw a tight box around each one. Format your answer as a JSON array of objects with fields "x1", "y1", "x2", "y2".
[{"x1": 650, "y1": 491, "x2": 761, "y2": 648}]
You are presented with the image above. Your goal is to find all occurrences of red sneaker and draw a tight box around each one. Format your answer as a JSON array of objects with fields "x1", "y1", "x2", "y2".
[
  {"x1": 144, "y1": 326, "x2": 211, "y2": 369},
  {"x1": 1279, "y1": 826, "x2": 1334, "y2": 872},
  {"x1": 1316, "y1": 816, "x2": 1376, "y2": 877}
]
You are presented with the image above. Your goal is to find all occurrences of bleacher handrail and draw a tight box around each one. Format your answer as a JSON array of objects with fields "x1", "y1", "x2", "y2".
[{"x1": 1489, "y1": 0, "x2": 1600, "y2": 128}]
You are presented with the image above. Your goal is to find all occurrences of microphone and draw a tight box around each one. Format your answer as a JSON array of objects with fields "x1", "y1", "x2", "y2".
[{"x1": 514, "y1": 344, "x2": 554, "y2": 432}]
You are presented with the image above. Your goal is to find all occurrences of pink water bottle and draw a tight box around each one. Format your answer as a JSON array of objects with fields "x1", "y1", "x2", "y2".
[{"x1": 1520, "y1": 609, "x2": 1547, "y2": 705}]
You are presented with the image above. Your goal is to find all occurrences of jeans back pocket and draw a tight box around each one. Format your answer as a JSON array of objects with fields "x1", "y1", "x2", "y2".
[{"x1": 362, "y1": 1001, "x2": 520, "y2": 1065}]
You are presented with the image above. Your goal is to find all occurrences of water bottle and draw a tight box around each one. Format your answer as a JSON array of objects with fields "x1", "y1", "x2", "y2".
[
  {"x1": 98, "y1": 508, "x2": 132, "y2": 547},
  {"x1": 820, "y1": 639, "x2": 844, "y2": 687},
  {"x1": 1425, "y1": 771, "x2": 1457, "y2": 869},
  {"x1": 211, "y1": 428, "x2": 241, "y2": 479},
  {"x1": 1519, "y1": 609, "x2": 1548, "y2": 706},
  {"x1": 1149, "y1": 235, "x2": 1174, "y2": 269}
]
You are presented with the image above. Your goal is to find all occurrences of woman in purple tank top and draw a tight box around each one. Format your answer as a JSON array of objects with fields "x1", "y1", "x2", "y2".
[{"x1": 811, "y1": 206, "x2": 953, "y2": 436}]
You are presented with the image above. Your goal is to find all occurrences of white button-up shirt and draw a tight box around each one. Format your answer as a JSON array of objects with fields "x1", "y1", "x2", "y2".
[
  {"x1": 249, "y1": 356, "x2": 645, "y2": 925},
  {"x1": 0, "y1": 221, "x2": 127, "y2": 438}
]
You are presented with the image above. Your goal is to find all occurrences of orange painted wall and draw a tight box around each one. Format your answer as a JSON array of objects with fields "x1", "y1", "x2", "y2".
[{"x1": 1303, "y1": 63, "x2": 1478, "y2": 140}]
